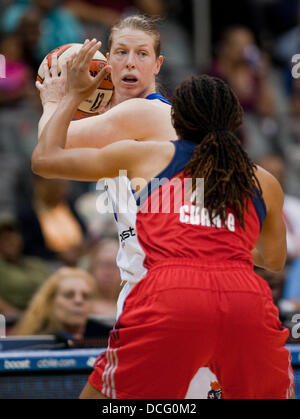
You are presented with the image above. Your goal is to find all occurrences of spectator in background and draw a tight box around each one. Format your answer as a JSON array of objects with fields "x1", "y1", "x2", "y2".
[
  {"x1": 15, "y1": 267, "x2": 97, "y2": 339},
  {"x1": 17, "y1": 175, "x2": 87, "y2": 267},
  {"x1": 208, "y1": 26, "x2": 285, "y2": 161},
  {"x1": 88, "y1": 238, "x2": 121, "y2": 317},
  {"x1": 0, "y1": 213, "x2": 50, "y2": 318},
  {"x1": 209, "y1": 26, "x2": 275, "y2": 117},
  {"x1": 258, "y1": 154, "x2": 300, "y2": 261},
  {"x1": 0, "y1": 39, "x2": 38, "y2": 216},
  {"x1": 16, "y1": 7, "x2": 42, "y2": 73},
  {"x1": 0, "y1": 31, "x2": 31, "y2": 106},
  {"x1": 1, "y1": 0, "x2": 85, "y2": 64}
]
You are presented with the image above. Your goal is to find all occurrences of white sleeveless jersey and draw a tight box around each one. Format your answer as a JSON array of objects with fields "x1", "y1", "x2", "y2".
[
  {"x1": 104, "y1": 176, "x2": 147, "y2": 318},
  {"x1": 105, "y1": 176, "x2": 147, "y2": 283}
]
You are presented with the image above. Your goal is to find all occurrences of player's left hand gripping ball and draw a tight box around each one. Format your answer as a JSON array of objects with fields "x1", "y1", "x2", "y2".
[{"x1": 36, "y1": 40, "x2": 114, "y2": 120}]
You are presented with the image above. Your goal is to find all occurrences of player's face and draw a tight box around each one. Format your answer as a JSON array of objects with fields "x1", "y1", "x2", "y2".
[
  {"x1": 52, "y1": 277, "x2": 93, "y2": 331},
  {"x1": 107, "y1": 29, "x2": 163, "y2": 99}
]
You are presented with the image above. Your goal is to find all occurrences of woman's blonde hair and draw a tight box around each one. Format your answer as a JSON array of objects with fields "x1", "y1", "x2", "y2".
[
  {"x1": 108, "y1": 15, "x2": 161, "y2": 58},
  {"x1": 15, "y1": 267, "x2": 97, "y2": 336}
]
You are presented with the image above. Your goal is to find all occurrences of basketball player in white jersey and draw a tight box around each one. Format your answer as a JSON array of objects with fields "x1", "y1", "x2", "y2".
[{"x1": 36, "y1": 16, "x2": 219, "y2": 399}]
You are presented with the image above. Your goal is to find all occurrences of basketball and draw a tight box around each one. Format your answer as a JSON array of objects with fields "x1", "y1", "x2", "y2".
[{"x1": 37, "y1": 43, "x2": 114, "y2": 120}]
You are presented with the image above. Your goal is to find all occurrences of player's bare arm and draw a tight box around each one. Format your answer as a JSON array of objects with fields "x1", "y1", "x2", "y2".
[
  {"x1": 252, "y1": 166, "x2": 287, "y2": 272},
  {"x1": 33, "y1": 119, "x2": 173, "y2": 182},
  {"x1": 65, "y1": 97, "x2": 175, "y2": 149},
  {"x1": 39, "y1": 92, "x2": 174, "y2": 150}
]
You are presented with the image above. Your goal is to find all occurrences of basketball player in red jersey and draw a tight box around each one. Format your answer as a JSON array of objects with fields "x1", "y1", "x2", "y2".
[
  {"x1": 32, "y1": 40, "x2": 294, "y2": 399},
  {"x1": 37, "y1": 16, "x2": 218, "y2": 398}
]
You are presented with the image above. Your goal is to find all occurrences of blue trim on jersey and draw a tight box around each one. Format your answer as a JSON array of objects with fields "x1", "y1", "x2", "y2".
[
  {"x1": 105, "y1": 181, "x2": 118, "y2": 222},
  {"x1": 146, "y1": 93, "x2": 171, "y2": 106},
  {"x1": 136, "y1": 139, "x2": 196, "y2": 208},
  {"x1": 130, "y1": 184, "x2": 136, "y2": 198},
  {"x1": 252, "y1": 191, "x2": 267, "y2": 231},
  {"x1": 159, "y1": 139, "x2": 196, "y2": 179},
  {"x1": 112, "y1": 200, "x2": 118, "y2": 222},
  {"x1": 113, "y1": 210, "x2": 118, "y2": 223}
]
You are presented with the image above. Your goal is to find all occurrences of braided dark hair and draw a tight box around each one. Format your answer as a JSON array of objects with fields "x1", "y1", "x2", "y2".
[{"x1": 172, "y1": 74, "x2": 262, "y2": 229}]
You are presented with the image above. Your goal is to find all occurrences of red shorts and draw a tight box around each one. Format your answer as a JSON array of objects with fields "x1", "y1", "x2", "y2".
[{"x1": 89, "y1": 260, "x2": 294, "y2": 399}]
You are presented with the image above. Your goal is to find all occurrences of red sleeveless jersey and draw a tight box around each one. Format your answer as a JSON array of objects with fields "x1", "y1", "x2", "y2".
[{"x1": 135, "y1": 139, "x2": 266, "y2": 271}]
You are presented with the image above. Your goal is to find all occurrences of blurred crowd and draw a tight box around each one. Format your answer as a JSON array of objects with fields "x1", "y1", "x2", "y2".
[{"x1": 0, "y1": 0, "x2": 300, "y2": 340}]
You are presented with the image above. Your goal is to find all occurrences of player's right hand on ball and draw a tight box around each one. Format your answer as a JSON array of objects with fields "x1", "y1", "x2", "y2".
[{"x1": 65, "y1": 39, "x2": 112, "y2": 102}]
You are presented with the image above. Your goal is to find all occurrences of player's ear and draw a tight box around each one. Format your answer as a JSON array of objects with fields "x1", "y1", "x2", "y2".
[
  {"x1": 154, "y1": 55, "x2": 164, "y2": 76},
  {"x1": 106, "y1": 52, "x2": 110, "y2": 64}
]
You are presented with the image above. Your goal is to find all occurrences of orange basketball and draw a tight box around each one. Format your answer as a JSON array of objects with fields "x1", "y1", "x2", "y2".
[{"x1": 37, "y1": 43, "x2": 114, "y2": 120}]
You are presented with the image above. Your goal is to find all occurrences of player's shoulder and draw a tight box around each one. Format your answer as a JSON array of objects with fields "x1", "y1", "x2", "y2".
[
  {"x1": 255, "y1": 165, "x2": 284, "y2": 209},
  {"x1": 117, "y1": 97, "x2": 168, "y2": 112},
  {"x1": 106, "y1": 98, "x2": 171, "y2": 138},
  {"x1": 255, "y1": 165, "x2": 282, "y2": 191}
]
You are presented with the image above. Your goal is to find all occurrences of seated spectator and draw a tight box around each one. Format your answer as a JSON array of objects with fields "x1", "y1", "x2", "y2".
[
  {"x1": 15, "y1": 267, "x2": 97, "y2": 339},
  {"x1": 209, "y1": 26, "x2": 275, "y2": 117},
  {"x1": 1, "y1": 0, "x2": 84, "y2": 63},
  {"x1": 88, "y1": 238, "x2": 121, "y2": 317},
  {"x1": 17, "y1": 175, "x2": 87, "y2": 267},
  {"x1": 0, "y1": 213, "x2": 50, "y2": 318},
  {"x1": 258, "y1": 154, "x2": 300, "y2": 261}
]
